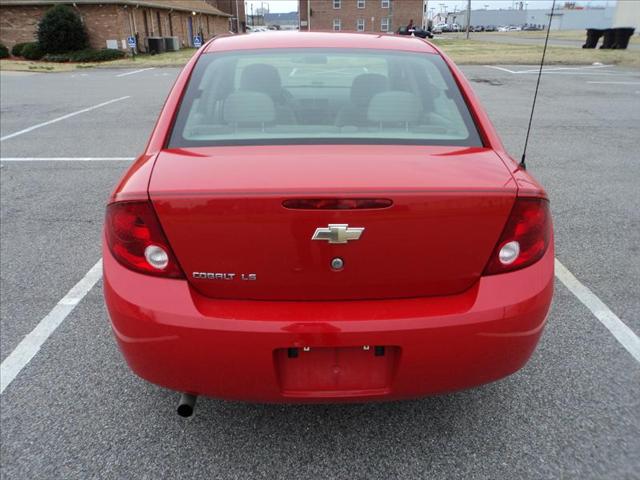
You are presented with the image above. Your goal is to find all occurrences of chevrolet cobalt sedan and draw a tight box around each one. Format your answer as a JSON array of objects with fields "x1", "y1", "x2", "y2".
[{"x1": 104, "y1": 32, "x2": 553, "y2": 414}]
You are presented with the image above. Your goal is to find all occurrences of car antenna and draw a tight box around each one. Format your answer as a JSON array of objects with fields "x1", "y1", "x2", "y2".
[{"x1": 520, "y1": 0, "x2": 556, "y2": 171}]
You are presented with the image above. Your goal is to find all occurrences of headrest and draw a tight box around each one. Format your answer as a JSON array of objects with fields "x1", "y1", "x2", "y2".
[
  {"x1": 223, "y1": 92, "x2": 276, "y2": 124},
  {"x1": 240, "y1": 63, "x2": 284, "y2": 102},
  {"x1": 416, "y1": 79, "x2": 441, "y2": 111},
  {"x1": 367, "y1": 91, "x2": 423, "y2": 123},
  {"x1": 351, "y1": 73, "x2": 389, "y2": 108}
]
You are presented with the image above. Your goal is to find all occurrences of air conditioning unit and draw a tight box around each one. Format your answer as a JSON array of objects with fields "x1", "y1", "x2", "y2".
[
  {"x1": 164, "y1": 36, "x2": 180, "y2": 51},
  {"x1": 147, "y1": 37, "x2": 166, "y2": 54}
]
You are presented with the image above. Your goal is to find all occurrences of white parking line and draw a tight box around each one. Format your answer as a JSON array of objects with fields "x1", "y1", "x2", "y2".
[
  {"x1": 0, "y1": 255, "x2": 635, "y2": 395},
  {"x1": 555, "y1": 259, "x2": 640, "y2": 363},
  {"x1": 484, "y1": 65, "x2": 519, "y2": 74},
  {"x1": 0, "y1": 96, "x2": 131, "y2": 142},
  {"x1": 530, "y1": 71, "x2": 624, "y2": 76},
  {"x1": 0, "y1": 260, "x2": 103, "y2": 394},
  {"x1": 484, "y1": 65, "x2": 619, "y2": 75},
  {"x1": 116, "y1": 68, "x2": 155, "y2": 77},
  {"x1": 0, "y1": 157, "x2": 134, "y2": 162},
  {"x1": 514, "y1": 64, "x2": 613, "y2": 74}
]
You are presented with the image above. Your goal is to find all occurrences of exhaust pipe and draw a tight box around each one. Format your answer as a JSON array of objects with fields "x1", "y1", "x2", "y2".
[{"x1": 177, "y1": 393, "x2": 197, "y2": 417}]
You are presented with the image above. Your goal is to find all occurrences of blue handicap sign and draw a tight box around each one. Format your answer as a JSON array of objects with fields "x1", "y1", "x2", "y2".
[
  {"x1": 193, "y1": 35, "x2": 203, "y2": 48},
  {"x1": 127, "y1": 36, "x2": 136, "y2": 48}
]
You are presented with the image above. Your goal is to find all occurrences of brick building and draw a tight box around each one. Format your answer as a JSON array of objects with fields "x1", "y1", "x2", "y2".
[
  {"x1": 0, "y1": 0, "x2": 231, "y2": 52},
  {"x1": 299, "y1": 0, "x2": 423, "y2": 33},
  {"x1": 208, "y1": 0, "x2": 245, "y2": 33}
]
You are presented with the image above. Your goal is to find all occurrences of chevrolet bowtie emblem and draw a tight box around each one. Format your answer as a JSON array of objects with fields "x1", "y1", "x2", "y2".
[{"x1": 312, "y1": 224, "x2": 365, "y2": 244}]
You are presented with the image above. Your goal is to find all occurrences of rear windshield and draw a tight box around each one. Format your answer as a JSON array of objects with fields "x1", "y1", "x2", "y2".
[{"x1": 168, "y1": 48, "x2": 483, "y2": 147}]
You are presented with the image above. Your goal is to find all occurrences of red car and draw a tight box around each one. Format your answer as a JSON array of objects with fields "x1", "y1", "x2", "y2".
[{"x1": 104, "y1": 32, "x2": 553, "y2": 415}]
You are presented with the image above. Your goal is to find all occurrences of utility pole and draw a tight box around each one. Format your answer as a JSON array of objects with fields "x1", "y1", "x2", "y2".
[
  {"x1": 423, "y1": 0, "x2": 429, "y2": 29},
  {"x1": 465, "y1": 0, "x2": 471, "y2": 39}
]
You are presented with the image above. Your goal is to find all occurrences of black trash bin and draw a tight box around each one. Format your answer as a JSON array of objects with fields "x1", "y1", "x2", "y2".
[
  {"x1": 583, "y1": 28, "x2": 604, "y2": 48},
  {"x1": 613, "y1": 27, "x2": 635, "y2": 49},
  {"x1": 147, "y1": 37, "x2": 166, "y2": 55},
  {"x1": 600, "y1": 28, "x2": 616, "y2": 49}
]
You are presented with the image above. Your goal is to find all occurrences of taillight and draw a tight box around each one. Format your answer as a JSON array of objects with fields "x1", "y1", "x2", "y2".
[
  {"x1": 483, "y1": 198, "x2": 551, "y2": 275},
  {"x1": 105, "y1": 201, "x2": 184, "y2": 278}
]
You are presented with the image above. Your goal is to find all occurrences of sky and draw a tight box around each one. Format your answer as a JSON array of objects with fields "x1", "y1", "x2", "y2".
[{"x1": 245, "y1": 0, "x2": 616, "y2": 14}]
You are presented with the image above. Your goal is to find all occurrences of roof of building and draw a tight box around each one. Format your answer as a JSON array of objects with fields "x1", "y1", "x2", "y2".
[
  {"x1": 206, "y1": 31, "x2": 438, "y2": 54},
  {"x1": 0, "y1": 0, "x2": 231, "y2": 16}
]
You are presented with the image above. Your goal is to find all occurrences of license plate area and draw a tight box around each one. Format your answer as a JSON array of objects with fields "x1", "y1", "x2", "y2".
[{"x1": 275, "y1": 346, "x2": 400, "y2": 397}]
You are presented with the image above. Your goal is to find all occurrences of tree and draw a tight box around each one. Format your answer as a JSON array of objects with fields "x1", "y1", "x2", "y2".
[{"x1": 37, "y1": 5, "x2": 88, "y2": 54}]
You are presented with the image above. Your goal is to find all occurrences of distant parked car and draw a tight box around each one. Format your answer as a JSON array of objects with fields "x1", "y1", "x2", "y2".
[
  {"x1": 451, "y1": 23, "x2": 461, "y2": 32},
  {"x1": 397, "y1": 26, "x2": 433, "y2": 39},
  {"x1": 248, "y1": 26, "x2": 269, "y2": 33},
  {"x1": 485, "y1": 25, "x2": 497, "y2": 32},
  {"x1": 431, "y1": 23, "x2": 451, "y2": 33}
]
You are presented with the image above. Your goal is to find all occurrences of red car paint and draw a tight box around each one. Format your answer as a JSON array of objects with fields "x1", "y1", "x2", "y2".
[
  {"x1": 150, "y1": 146, "x2": 517, "y2": 301},
  {"x1": 104, "y1": 32, "x2": 553, "y2": 403}
]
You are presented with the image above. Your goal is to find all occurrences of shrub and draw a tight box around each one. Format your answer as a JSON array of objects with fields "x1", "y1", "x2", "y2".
[
  {"x1": 21, "y1": 42, "x2": 45, "y2": 60},
  {"x1": 0, "y1": 43, "x2": 8, "y2": 59},
  {"x1": 37, "y1": 4, "x2": 88, "y2": 54},
  {"x1": 42, "y1": 48, "x2": 126, "y2": 63},
  {"x1": 11, "y1": 42, "x2": 31, "y2": 57},
  {"x1": 42, "y1": 52, "x2": 71, "y2": 62},
  {"x1": 68, "y1": 48, "x2": 125, "y2": 62}
]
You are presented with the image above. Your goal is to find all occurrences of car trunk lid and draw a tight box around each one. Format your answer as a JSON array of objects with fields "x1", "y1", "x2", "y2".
[{"x1": 149, "y1": 145, "x2": 516, "y2": 300}]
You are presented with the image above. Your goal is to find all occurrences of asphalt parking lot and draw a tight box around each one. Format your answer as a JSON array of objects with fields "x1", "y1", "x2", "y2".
[{"x1": 1, "y1": 64, "x2": 639, "y2": 479}]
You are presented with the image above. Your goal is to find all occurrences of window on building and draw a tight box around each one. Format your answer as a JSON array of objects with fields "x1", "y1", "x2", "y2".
[
  {"x1": 333, "y1": 18, "x2": 341, "y2": 31},
  {"x1": 381, "y1": 17, "x2": 390, "y2": 32},
  {"x1": 357, "y1": 18, "x2": 365, "y2": 31},
  {"x1": 333, "y1": 0, "x2": 341, "y2": 9},
  {"x1": 381, "y1": 0, "x2": 390, "y2": 8},
  {"x1": 357, "y1": 0, "x2": 365, "y2": 8}
]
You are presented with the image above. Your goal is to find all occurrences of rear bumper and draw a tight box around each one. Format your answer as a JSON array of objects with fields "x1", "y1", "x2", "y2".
[{"x1": 103, "y1": 243, "x2": 554, "y2": 403}]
